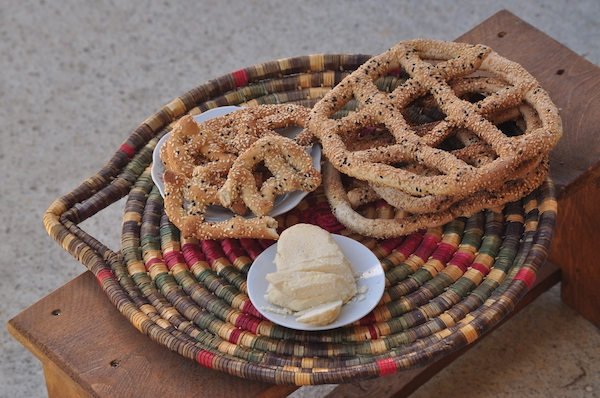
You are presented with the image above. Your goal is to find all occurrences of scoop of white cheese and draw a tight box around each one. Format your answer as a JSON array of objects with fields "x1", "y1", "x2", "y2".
[
  {"x1": 265, "y1": 224, "x2": 357, "y2": 325},
  {"x1": 295, "y1": 300, "x2": 343, "y2": 325}
]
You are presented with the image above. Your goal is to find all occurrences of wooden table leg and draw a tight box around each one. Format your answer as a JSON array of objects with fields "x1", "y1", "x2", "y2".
[
  {"x1": 42, "y1": 361, "x2": 94, "y2": 398},
  {"x1": 548, "y1": 162, "x2": 600, "y2": 327}
]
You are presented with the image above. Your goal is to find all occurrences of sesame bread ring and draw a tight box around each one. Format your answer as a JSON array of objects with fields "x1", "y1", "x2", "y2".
[
  {"x1": 322, "y1": 158, "x2": 549, "y2": 239},
  {"x1": 218, "y1": 134, "x2": 322, "y2": 216},
  {"x1": 369, "y1": 154, "x2": 545, "y2": 213},
  {"x1": 309, "y1": 39, "x2": 562, "y2": 197}
]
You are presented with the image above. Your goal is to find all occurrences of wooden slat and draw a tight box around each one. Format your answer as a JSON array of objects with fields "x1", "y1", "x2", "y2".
[
  {"x1": 7, "y1": 271, "x2": 298, "y2": 398},
  {"x1": 548, "y1": 160, "x2": 600, "y2": 327}
]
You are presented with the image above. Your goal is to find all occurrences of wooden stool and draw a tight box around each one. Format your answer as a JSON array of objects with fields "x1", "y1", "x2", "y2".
[{"x1": 8, "y1": 10, "x2": 600, "y2": 398}]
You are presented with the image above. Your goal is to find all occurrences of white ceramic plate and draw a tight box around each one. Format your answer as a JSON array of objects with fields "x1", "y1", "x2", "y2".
[
  {"x1": 247, "y1": 234, "x2": 385, "y2": 331},
  {"x1": 151, "y1": 106, "x2": 322, "y2": 222}
]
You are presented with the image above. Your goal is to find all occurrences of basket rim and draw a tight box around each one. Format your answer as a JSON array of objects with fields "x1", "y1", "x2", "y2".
[{"x1": 43, "y1": 51, "x2": 558, "y2": 385}]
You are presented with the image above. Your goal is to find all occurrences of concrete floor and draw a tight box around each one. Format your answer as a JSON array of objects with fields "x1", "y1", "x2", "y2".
[{"x1": 1, "y1": 1, "x2": 599, "y2": 397}]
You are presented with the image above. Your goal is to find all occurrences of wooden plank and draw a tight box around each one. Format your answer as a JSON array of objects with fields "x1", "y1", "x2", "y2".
[
  {"x1": 323, "y1": 261, "x2": 561, "y2": 398},
  {"x1": 548, "y1": 160, "x2": 600, "y2": 327},
  {"x1": 7, "y1": 271, "x2": 298, "y2": 398}
]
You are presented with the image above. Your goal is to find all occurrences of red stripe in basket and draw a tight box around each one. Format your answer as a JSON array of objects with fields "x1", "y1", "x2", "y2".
[
  {"x1": 119, "y1": 143, "x2": 136, "y2": 158},
  {"x1": 197, "y1": 350, "x2": 217, "y2": 368},
  {"x1": 236, "y1": 314, "x2": 261, "y2": 334},
  {"x1": 202, "y1": 240, "x2": 227, "y2": 263},
  {"x1": 395, "y1": 232, "x2": 423, "y2": 258},
  {"x1": 163, "y1": 250, "x2": 186, "y2": 270},
  {"x1": 222, "y1": 239, "x2": 246, "y2": 262},
  {"x1": 144, "y1": 257, "x2": 163, "y2": 271},
  {"x1": 413, "y1": 234, "x2": 441, "y2": 261},
  {"x1": 430, "y1": 242, "x2": 457, "y2": 263},
  {"x1": 377, "y1": 357, "x2": 397, "y2": 376},
  {"x1": 241, "y1": 300, "x2": 263, "y2": 319},
  {"x1": 182, "y1": 243, "x2": 207, "y2": 263},
  {"x1": 514, "y1": 268, "x2": 536, "y2": 290},
  {"x1": 367, "y1": 325, "x2": 378, "y2": 340},
  {"x1": 469, "y1": 262, "x2": 490, "y2": 276},
  {"x1": 378, "y1": 237, "x2": 404, "y2": 255},
  {"x1": 239, "y1": 238, "x2": 264, "y2": 260},
  {"x1": 448, "y1": 252, "x2": 473, "y2": 272},
  {"x1": 229, "y1": 328, "x2": 243, "y2": 344},
  {"x1": 96, "y1": 269, "x2": 115, "y2": 284},
  {"x1": 232, "y1": 68, "x2": 249, "y2": 88},
  {"x1": 359, "y1": 312, "x2": 377, "y2": 326}
]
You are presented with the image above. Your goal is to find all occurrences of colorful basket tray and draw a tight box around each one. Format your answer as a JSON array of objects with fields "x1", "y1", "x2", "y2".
[{"x1": 44, "y1": 54, "x2": 557, "y2": 385}]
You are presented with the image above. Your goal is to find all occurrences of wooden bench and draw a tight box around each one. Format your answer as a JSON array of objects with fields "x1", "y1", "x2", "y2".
[{"x1": 8, "y1": 9, "x2": 600, "y2": 398}]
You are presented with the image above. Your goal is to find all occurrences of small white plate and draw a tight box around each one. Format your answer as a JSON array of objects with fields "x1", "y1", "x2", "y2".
[
  {"x1": 151, "y1": 106, "x2": 322, "y2": 222},
  {"x1": 247, "y1": 234, "x2": 385, "y2": 331}
]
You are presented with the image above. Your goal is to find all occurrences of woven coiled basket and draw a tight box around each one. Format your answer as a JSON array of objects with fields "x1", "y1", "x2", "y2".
[{"x1": 44, "y1": 53, "x2": 557, "y2": 385}]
